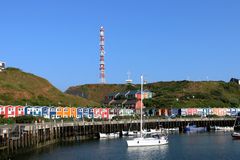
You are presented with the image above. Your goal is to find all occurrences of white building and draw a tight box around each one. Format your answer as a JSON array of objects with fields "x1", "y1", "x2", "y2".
[
  {"x1": 230, "y1": 78, "x2": 240, "y2": 85},
  {"x1": 0, "y1": 61, "x2": 6, "y2": 72}
]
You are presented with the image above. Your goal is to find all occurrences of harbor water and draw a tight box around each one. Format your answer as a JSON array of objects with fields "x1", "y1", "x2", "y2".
[{"x1": 11, "y1": 131, "x2": 240, "y2": 160}]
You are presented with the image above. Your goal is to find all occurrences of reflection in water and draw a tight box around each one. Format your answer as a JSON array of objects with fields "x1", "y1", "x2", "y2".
[{"x1": 127, "y1": 145, "x2": 168, "y2": 160}]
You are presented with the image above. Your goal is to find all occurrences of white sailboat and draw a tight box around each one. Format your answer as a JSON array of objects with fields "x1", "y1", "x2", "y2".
[{"x1": 126, "y1": 75, "x2": 168, "y2": 147}]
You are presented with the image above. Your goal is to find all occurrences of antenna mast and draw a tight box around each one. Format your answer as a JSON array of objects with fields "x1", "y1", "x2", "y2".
[{"x1": 99, "y1": 26, "x2": 106, "y2": 84}]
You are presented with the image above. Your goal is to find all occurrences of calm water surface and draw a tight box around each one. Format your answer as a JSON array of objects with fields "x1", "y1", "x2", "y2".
[{"x1": 13, "y1": 132, "x2": 240, "y2": 160}]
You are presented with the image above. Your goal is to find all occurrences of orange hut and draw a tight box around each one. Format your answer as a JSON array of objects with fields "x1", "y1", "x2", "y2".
[
  {"x1": 70, "y1": 107, "x2": 77, "y2": 118},
  {"x1": 63, "y1": 107, "x2": 71, "y2": 118},
  {"x1": 56, "y1": 107, "x2": 63, "y2": 119}
]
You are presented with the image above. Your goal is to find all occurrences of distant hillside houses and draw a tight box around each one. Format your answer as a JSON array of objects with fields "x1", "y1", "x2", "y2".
[
  {"x1": 0, "y1": 61, "x2": 6, "y2": 72},
  {"x1": 103, "y1": 90, "x2": 153, "y2": 113},
  {"x1": 230, "y1": 78, "x2": 240, "y2": 85}
]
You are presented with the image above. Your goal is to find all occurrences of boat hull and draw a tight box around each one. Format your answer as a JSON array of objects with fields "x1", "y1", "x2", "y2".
[
  {"x1": 184, "y1": 127, "x2": 206, "y2": 132},
  {"x1": 184, "y1": 124, "x2": 206, "y2": 132},
  {"x1": 231, "y1": 132, "x2": 240, "y2": 139},
  {"x1": 99, "y1": 132, "x2": 119, "y2": 138},
  {"x1": 127, "y1": 137, "x2": 168, "y2": 147},
  {"x1": 210, "y1": 126, "x2": 234, "y2": 131}
]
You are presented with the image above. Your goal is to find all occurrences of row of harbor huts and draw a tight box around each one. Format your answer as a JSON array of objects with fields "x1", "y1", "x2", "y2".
[
  {"x1": 155, "y1": 108, "x2": 240, "y2": 117},
  {"x1": 1, "y1": 106, "x2": 239, "y2": 120},
  {"x1": 0, "y1": 106, "x2": 134, "y2": 119}
]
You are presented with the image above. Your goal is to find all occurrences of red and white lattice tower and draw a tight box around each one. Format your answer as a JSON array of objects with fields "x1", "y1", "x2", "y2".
[{"x1": 99, "y1": 26, "x2": 106, "y2": 84}]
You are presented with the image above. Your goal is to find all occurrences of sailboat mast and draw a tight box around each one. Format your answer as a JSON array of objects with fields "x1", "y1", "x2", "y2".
[{"x1": 140, "y1": 75, "x2": 143, "y2": 137}]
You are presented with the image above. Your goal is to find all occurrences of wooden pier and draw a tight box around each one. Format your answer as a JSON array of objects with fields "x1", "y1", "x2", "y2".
[{"x1": 0, "y1": 117, "x2": 235, "y2": 159}]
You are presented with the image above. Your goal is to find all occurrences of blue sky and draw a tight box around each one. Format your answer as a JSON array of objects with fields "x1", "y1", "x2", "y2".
[{"x1": 0, "y1": 0, "x2": 240, "y2": 91}]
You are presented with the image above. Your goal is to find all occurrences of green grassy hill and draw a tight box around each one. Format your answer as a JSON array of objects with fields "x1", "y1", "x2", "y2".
[
  {"x1": 66, "y1": 84, "x2": 138, "y2": 103},
  {"x1": 66, "y1": 80, "x2": 240, "y2": 108},
  {"x1": 145, "y1": 81, "x2": 240, "y2": 108},
  {"x1": 0, "y1": 68, "x2": 98, "y2": 106}
]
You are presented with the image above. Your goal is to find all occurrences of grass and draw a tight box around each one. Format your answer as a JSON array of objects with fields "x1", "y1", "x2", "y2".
[
  {"x1": 66, "y1": 80, "x2": 240, "y2": 108},
  {"x1": 0, "y1": 68, "x2": 99, "y2": 106}
]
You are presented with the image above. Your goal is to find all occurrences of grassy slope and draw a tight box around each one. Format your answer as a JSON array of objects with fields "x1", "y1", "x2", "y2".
[
  {"x1": 146, "y1": 81, "x2": 240, "y2": 108},
  {"x1": 0, "y1": 68, "x2": 98, "y2": 106},
  {"x1": 66, "y1": 81, "x2": 240, "y2": 108},
  {"x1": 66, "y1": 84, "x2": 138, "y2": 103}
]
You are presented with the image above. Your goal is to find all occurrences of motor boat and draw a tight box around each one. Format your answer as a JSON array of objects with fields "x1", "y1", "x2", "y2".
[
  {"x1": 231, "y1": 132, "x2": 240, "y2": 139},
  {"x1": 184, "y1": 123, "x2": 206, "y2": 132},
  {"x1": 99, "y1": 132, "x2": 120, "y2": 138},
  {"x1": 122, "y1": 131, "x2": 128, "y2": 136},
  {"x1": 210, "y1": 126, "x2": 234, "y2": 131}
]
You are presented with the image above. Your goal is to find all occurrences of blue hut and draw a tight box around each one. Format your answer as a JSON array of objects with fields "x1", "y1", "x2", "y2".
[
  {"x1": 42, "y1": 106, "x2": 50, "y2": 119},
  {"x1": 24, "y1": 106, "x2": 33, "y2": 116},
  {"x1": 77, "y1": 108, "x2": 83, "y2": 119},
  {"x1": 89, "y1": 108, "x2": 94, "y2": 119},
  {"x1": 32, "y1": 106, "x2": 42, "y2": 117},
  {"x1": 83, "y1": 108, "x2": 89, "y2": 119},
  {"x1": 50, "y1": 107, "x2": 56, "y2": 119},
  {"x1": 83, "y1": 108, "x2": 94, "y2": 119}
]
